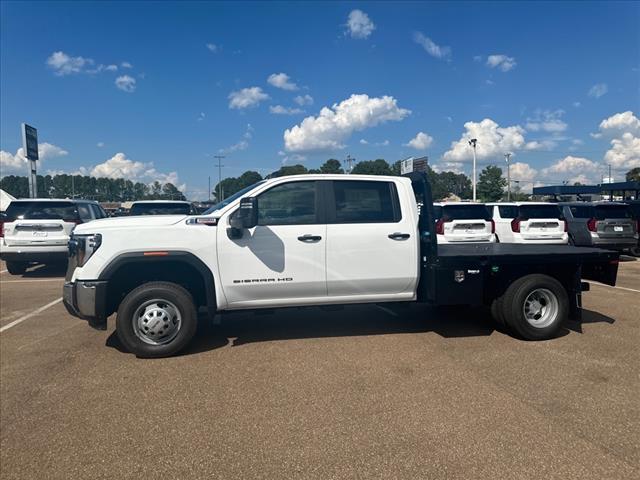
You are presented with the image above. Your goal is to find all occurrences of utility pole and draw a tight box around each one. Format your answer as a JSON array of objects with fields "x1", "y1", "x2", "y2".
[
  {"x1": 214, "y1": 155, "x2": 225, "y2": 201},
  {"x1": 608, "y1": 164, "x2": 612, "y2": 184},
  {"x1": 71, "y1": 175, "x2": 75, "y2": 199},
  {"x1": 468, "y1": 138, "x2": 478, "y2": 201},
  {"x1": 344, "y1": 154, "x2": 355, "y2": 174},
  {"x1": 504, "y1": 152, "x2": 512, "y2": 201}
]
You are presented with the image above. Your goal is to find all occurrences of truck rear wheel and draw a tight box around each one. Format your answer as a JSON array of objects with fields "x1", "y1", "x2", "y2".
[
  {"x1": 6, "y1": 261, "x2": 28, "y2": 275},
  {"x1": 501, "y1": 274, "x2": 567, "y2": 340},
  {"x1": 116, "y1": 281, "x2": 198, "y2": 358}
]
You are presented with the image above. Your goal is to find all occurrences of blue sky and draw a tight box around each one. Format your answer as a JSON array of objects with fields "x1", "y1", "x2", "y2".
[{"x1": 1, "y1": 1, "x2": 639, "y2": 198}]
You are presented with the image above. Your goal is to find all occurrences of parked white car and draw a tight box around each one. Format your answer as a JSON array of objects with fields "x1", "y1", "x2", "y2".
[
  {"x1": 433, "y1": 202, "x2": 495, "y2": 244},
  {"x1": 487, "y1": 202, "x2": 568, "y2": 244},
  {"x1": 0, "y1": 198, "x2": 107, "y2": 274}
]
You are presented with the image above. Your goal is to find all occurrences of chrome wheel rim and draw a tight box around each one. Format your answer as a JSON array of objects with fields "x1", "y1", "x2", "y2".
[
  {"x1": 523, "y1": 288, "x2": 558, "y2": 328},
  {"x1": 132, "y1": 299, "x2": 182, "y2": 345}
]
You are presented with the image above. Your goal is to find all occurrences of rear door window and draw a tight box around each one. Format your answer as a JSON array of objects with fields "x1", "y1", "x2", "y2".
[
  {"x1": 5, "y1": 201, "x2": 79, "y2": 222},
  {"x1": 518, "y1": 205, "x2": 562, "y2": 219},
  {"x1": 332, "y1": 181, "x2": 399, "y2": 223}
]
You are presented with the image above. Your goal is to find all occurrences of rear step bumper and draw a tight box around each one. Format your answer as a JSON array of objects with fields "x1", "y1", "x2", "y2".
[
  {"x1": 0, "y1": 251, "x2": 68, "y2": 263},
  {"x1": 63, "y1": 280, "x2": 108, "y2": 330}
]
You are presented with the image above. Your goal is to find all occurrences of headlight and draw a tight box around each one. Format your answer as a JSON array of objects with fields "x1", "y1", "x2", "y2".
[{"x1": 69, "y1": 233, "x2": 102, "y2": 267}]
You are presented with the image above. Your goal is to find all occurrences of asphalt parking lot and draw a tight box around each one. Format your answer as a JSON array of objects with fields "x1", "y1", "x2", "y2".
[{"x1": 0, "y1": 259, "x2": 638, "y2": 479}]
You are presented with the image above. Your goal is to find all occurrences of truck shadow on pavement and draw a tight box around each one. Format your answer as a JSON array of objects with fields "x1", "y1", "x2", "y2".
[
  {"x1": 105, "y1": 304, "x2": 616, "y2": 357},
  {"x1": 15, "y1": 263, "x2": 67, "y2": 278}
]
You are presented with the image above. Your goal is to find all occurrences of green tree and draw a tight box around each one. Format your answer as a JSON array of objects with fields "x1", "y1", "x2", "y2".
[
  {"x1": 626, "y1": 167, "x2": 640, "y2": 182},
  {"x1": 270, "y1": 164, "x2": 308, "y2": 177},
  {"x1": 161, "y1": 183, "x2": 186, "y2": 200},
  {"x1": 351, "y1": 159, "x2": 392, "y2": 175},
  {"x1": 319, "y1": 159, "x2": 344, "y2": 174},
  {"x1": 477, "y1": 165, "x2": 507, "y2": 202}
]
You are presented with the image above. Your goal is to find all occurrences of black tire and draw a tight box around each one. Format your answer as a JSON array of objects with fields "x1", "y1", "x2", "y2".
[
  {"x1": 116, "y1": 281, "x2": 198, "y2": 358},
  {"x1": 6, "y1": 261, "x2": 27, "y2": 275},
  {"x1": 490, "y1": 295, "x2": 506, "y2": 326},
  {"x1": 501, "y1": 274, "x2": 568, "y2": 341}
]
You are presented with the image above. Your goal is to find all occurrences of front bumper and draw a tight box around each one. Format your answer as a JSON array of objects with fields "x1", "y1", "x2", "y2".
[{"x1": 63, "y1": 280, "x2": 108, "y2": 330}]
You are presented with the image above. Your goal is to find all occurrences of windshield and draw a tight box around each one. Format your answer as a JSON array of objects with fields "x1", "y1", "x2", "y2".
[
  {"x1": 5, "y1": 201, "x2": 79, "y2": 221},
  {"x1": 518, "y1": 204, "x2": 562, "y2": 219},
  {"x1": 203, "y1": 181, "x2": 266, "y2": 215},
  {"x1": 130, "y1": 203, "x2": 192, "y2": 216},
  {"x1": 435, "y1": 204, "x2": 491, "y2": 221}
]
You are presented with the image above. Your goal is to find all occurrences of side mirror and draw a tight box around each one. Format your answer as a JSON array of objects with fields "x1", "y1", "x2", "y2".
[{"x1": 229, "y1": 197, "x2": 258, "y2": 230}]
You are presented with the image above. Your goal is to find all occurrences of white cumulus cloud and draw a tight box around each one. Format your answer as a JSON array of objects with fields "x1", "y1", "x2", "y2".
[
  {"x1": 588, "y1": 83, "x2": 608, "y2": 98},
  {"x1": 115, "y1": 75, "x2": 136, "y2": 92},
  {"x1": 89, "y1": 152, "x2": 184, "y2": 190},
  {"x1": 486, "y1": 54, "x2": 517, "y2": 72},
  {"x1": 46, "y1": 51, "x2": 93, "y2": 76},
  {"x1": 598, "y1": 111, "x2": 640, "y2": 136},
  {"x1": 283, "y1": 94, "x2": 410, "y2": 153},
  {"x1": 525, "y1": 109, "x2": 567, "y2": 133},
  {"x1": 267, "y1": 72, "x2": 298, "y2": 91},
  {"x1": 0, "y1": 142, "x2": 68, "y2": 175},
  {"x1": 404, "y1": 132, "x2": 433, "y2": 150},
  {"x1": 597, "y1": 111, "x2": 640, "y2": 170},
  {"x1": 206, "y1": 43, "x2": 219, "y2": 53},
  {"x1": 443, "y1": 119, "x2": 530, "y2": 162},
  {"x1": 228, "y1": 87, "x2": 269, "y2": 109},
  {"x1": 270, "y1": 105, "x2": 304, "y2": 115},
  {"x1": 604, "y1": 133, "x2": 640, "y2": 170},
  {"x1": 413, "y1": 32, "x2": 451, "y2": 60},
  {"x1": 346, "y1": 9, "x2": 375, "y2": 39},
  {"x1": 542, "y1": 156, "x2": 600, "y2": 184},
  {"x1": 294, "y1": 94, "x2": 314, "y2": 106}
]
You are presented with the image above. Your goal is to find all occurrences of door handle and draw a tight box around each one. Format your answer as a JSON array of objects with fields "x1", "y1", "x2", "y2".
[
  {"x1": 388, "y1": 232, "x2": 410, "y2": 240},
  {"x1": 298, "y1": 234, "x2": 322, "y2": 242}
]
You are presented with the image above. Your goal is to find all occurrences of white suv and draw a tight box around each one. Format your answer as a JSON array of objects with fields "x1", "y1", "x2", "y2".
[
  {"x1": 433, "y1": 202, "x2": 495, "y2": 244},
  {"x1": 0, "y1": 198, "x2": 106, "y2": 274},
  {"x1": 487, "y1": 202, "x2": 568, "y2": 244}
]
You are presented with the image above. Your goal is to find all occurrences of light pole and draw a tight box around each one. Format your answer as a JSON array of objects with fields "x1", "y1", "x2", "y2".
[
  {"x1": 504, "y1": 152, "x2": 512, "y2": 201},
  {"x1": 214, "y1": 155, "x2": 225, "y2": 201},
  {"x1": 468, "y1": 138, "x2": 478, "y2": 201}
]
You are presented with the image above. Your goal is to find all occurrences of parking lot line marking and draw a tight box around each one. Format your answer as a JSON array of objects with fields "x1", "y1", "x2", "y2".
[
  {"x1": 591, "y1": 282, "x2": 640, "y2": 294},
  {"x1": 0, "y1": 298, "x2": 63, "y2": 333},
  {"x1": 0, "y1": 279, "x2": 65, "y2": 284}
]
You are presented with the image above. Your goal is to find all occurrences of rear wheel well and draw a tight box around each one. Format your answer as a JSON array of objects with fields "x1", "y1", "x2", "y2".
[{"x1": 105, "y1": 260, "x2": 210, "y2": 317}]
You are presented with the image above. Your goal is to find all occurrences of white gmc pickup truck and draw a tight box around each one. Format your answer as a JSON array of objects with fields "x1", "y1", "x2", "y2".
[{"x1": 63, "y1": 173, "x2": 620, "y2": 357}]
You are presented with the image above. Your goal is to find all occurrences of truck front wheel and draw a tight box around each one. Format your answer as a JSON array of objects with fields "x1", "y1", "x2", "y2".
[
  {"x1": 500, "y1": 274, "x2": 568, "y2": 340},
  {"x1": 116, "y1": 281, "x2": 198, "y2": 358}
]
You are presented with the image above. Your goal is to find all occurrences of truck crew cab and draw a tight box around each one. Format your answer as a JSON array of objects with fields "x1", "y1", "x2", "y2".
[{"x1": 63, "y1": 174, "x2": 620, "y2": 357}]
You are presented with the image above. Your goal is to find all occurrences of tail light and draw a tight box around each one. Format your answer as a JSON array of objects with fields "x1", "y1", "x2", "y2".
[
  {"x1": 587, "y1": 218, "x2": 597, "y2": 232},
  {"x1": 0, "y1": 221, "x2": 4, "y2": 238},
  {"x1": 64, "y1": 218, "x2": 81, "y2": 225},
  {"x1": 435, "y1": 218, "x2": 445, "y2": 235},
  {"x1": 490, "y1": 219, "x2": 495, "y2": 234},
  {"x1": 510, "y1": 218, "x2": 521, "y2": 233},
  {"x1": 563, "y1": 220, "x2": 567, "y2": 232}
]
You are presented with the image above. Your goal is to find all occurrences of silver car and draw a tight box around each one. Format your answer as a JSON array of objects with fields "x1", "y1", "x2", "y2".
[{"x1": 560, "y1": 202, "x2": 638, "y2": 251}]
